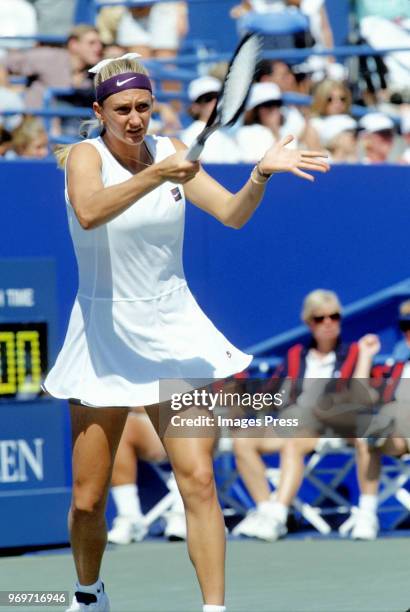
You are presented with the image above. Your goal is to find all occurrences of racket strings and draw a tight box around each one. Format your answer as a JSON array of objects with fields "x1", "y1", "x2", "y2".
[{"x1": 219, "y1": 35, "x2": 262, "y2": 126}]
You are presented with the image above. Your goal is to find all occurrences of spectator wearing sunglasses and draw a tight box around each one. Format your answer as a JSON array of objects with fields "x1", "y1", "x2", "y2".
[
  {"x1": 236, "y1": 82, "x2": 306, "y2": 162},
  {"x1": 348, "y1": 300, "x2": 410, "y2": 540},
  {"x1": 180, "y1": 75, "x2": 240, "y2": 163},
  {"x1": 232, "y1": 289, "x2": 364, "y2": 541},
  {"x1": 308, "y1": 80, "x2": 353, "y2": 148}
]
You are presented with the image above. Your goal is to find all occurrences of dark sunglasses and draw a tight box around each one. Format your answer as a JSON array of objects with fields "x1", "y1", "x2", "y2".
[
  {"x1": 399, "y1": 320, "x2": 410, "y2": 332},
  {"x1": 327, "y1": 95, "x2": 347, "y2": 103},
  {"x1": 195, "y1": 92, "x2": 218, "y2": 104},
  {"x1": 311, "y1": 312, "x2": 341, "y2": 324}
]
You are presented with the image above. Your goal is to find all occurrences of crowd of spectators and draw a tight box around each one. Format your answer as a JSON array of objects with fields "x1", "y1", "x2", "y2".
[{"x1": 0, "y1": 0, "x2": 408, "y2": 163}]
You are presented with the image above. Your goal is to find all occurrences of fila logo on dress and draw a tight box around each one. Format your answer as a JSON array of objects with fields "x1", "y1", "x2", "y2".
[{"x1": 171, "y1": 187, "x2": 182, "y2": 202}]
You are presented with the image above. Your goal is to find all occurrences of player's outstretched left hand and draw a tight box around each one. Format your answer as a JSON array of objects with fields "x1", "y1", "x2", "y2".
[{"x1": 259, "y1": 135, "x2": 330, "y2": 182}]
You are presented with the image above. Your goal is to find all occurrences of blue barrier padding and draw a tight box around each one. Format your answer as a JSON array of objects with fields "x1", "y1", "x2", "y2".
[{"x1": 0, "y1": 162, "x2": 408, "y2": 352}]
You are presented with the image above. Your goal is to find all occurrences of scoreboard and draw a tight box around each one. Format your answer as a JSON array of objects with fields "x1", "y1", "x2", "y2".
[{"x1": 0, "y1": 259, "x2": 71, "y2": 548}]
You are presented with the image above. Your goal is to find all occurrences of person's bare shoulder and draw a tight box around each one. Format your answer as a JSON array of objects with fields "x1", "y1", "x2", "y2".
[{"x1": 67, "y1": 141, "x2": 102, "y2": 171}]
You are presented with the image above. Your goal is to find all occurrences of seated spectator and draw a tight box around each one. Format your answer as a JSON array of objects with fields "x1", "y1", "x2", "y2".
[
  {"x1": 354, "y1": 0, "x2": 410, "y2": 98},
  {"x1": 315, "y1": 114, "x2": 358, "y2": 163},
  {"x1": 180, "y1": 76, "x2": 240, "y2": 163},
  {"x1": 309, "y1": 79, "x2": 354, "y2": 146},
  {"x1": 0, "y1": 24, "x2": 102, "y2": 108},
  {"x1": 236, "y1": 82, "x2": 306, "y2": 161},
  {"x1": 116, "y1": 2, "x2": 188, "y2": 59},
  {"x1": 0, "y1": 0, "x2": 37, "y2": 51},
  {"x1": 10, "y1": 116, "x2": 49, "y2": 159},
  {"x1": 256, "y1": 59, "x2": 301, "y2": 93},
  {"x1": 358, "y1": 112, "x2": 397, "y2": 163},
  {"x1": 232, "y1": 289, "x2": 363, "y2": 541},
  {"x1": 350, "y1": 300, "x2": 410, "y2": 540}
]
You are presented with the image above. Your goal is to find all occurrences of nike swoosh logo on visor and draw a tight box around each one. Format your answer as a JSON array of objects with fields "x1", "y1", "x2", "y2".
[{"x1": 116, "y1": 77, "x2": 137, "y2": 87}]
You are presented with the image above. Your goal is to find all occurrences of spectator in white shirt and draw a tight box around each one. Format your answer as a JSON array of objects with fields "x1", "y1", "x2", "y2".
[
  {"x1": 315, "y1": 114, "x2": 358, "y2": 163},
  {"x1": 180, "y1": 76, "x2": 240, "y2": 163},
  {"x1": 236, "y1": 82, "x2": 306, "y2": 162}
]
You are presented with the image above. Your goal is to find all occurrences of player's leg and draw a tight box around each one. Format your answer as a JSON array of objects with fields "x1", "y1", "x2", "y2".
[
  {"x1": 164, "y1": 434, "x2": 225, "y2": 608},
  {"x1": 69, "y1": 403, "x2": 128, "y2": 598},
  {"x1": 145, "y1": 402, "x2": 225, "y2": 608}
]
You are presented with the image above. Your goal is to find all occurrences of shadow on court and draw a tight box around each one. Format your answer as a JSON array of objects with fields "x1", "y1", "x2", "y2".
[{"x1": 0, "y1": 537, "x2": 408, "y2": 611}]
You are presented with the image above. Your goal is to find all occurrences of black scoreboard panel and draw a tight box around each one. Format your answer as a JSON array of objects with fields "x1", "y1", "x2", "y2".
[{"x1": 0, "y1": 322, "x2": 48, "y2": 400}]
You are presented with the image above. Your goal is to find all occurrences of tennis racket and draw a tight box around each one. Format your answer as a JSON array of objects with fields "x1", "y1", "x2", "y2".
[{"x1": 185, "y1": 33, "x2": 261, "y2": 162}]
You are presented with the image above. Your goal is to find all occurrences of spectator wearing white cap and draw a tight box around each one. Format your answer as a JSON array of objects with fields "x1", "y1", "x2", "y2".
[
  {"x1": 315, "y1": 114, "x2": 358, "y2": 163},
  {"x1": 358, "y1": 112, "x2": 397, "y2": 164},
  {"x1": 180, "y1": 76, "x2": 240, "y2": 163},
  {"x1": 236, "y1": 82, "x2": 307, "y2": 162}
]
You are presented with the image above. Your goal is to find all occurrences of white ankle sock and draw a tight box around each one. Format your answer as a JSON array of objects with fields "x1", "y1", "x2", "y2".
[
  {"x1": 258, "y1": 501, "x2": 288, "y2": 522},
  {"x1": 203, "y1": 606, "x2": 226, "y2": 612},
  {"x1": 76, "y1": 578, "x2": 102, "y2": 595},
  {"x1": 111, "y1": 484, "x2": 142, "y2": 518},
  {"x1": 358, "y1": 494, "x2": 378, "y2": 513}
]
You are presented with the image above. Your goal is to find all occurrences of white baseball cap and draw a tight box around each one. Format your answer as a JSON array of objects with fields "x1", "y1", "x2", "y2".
[
  {"x1": 359, "y1": 112, "x2": 395, "y2": 133},
  {"x1": 188, "y1": 76, "x2": 221, "y2": 102},
  {"x1": 319, "y1": 114, "x2": 357, "y2": 146},
  {"x1": 246, "y1": 82, "x2": 282, "y2": 111}
]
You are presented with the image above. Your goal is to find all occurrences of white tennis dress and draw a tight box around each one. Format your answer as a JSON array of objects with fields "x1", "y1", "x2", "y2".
[{"x1": 43, "y1": 135, "x2": 252, "y2": 407}]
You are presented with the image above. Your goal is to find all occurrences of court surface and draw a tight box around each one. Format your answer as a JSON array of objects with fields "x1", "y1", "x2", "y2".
[{"x1": 0, "y1": 536, "x2": 408, "y2": 612}]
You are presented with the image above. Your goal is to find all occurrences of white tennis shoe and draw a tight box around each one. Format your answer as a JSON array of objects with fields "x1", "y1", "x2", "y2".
[
  {"x1": 107, "y1": 515, "x2": 147, "y2": 545},
  {"x1": 232, "y1": 509, "x2": 287, "y2": 542},
  {"x1": 66, "y1": 584, "x2": 110, "y2": 611},
  {"x1": 351, "y1": 510, "x2": 379, "y2": 540}
]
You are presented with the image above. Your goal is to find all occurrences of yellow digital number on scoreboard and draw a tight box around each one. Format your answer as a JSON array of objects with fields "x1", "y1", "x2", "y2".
[{"x1": 0, "y1": 323, "x2": 47, "y2": 399}]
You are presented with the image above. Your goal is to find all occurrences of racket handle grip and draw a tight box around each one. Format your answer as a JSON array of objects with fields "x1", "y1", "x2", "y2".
[{"x1": 185, "y1": 141, "x2": 204, "y2": 162}]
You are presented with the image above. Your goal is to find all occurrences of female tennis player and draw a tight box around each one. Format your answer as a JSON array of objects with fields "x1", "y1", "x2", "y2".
[{"x1": 43, "y1": 54, "x2": 329, "y2": 612}]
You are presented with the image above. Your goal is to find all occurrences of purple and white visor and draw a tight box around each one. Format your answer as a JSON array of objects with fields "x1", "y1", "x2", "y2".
[{"x1": 96, "y1": 72, "x2": 152, "y2": 104}]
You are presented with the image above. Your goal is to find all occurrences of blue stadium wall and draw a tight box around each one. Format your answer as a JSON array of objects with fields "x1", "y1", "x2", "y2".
[
  {"x1": 0, "y1": 160, "x2": 408, "y2": 353},
  {"x1": 0, "y1": 160, "x2": 408, "y2": 547}
]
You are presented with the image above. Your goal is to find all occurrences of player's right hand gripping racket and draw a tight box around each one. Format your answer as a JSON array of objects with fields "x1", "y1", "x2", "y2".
[{"x1": 185, "y1": 33, "x2": 261, "y2": 162}]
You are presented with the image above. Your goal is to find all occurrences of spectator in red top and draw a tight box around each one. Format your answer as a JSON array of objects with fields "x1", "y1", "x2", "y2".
[{"x1": 232, "y1": 289, "x2": 368, "y2": 542}]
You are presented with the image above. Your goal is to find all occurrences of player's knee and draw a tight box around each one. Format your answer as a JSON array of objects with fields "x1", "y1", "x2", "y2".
[
  {"x1": 71, "y1": 483, "x2": 107, "y2": 517},
  {"x1": 179, "y1": 466, "x2": 215, "y2": 505}
]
